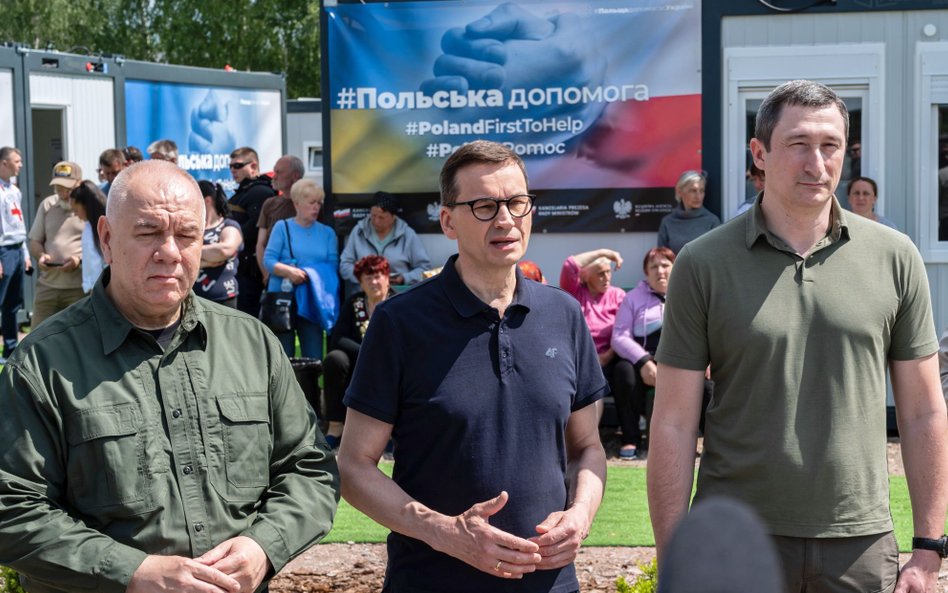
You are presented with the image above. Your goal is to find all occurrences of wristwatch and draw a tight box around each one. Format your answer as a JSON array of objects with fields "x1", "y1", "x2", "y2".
[{"x1": 911, "y1": 535, "x2": 948, "y2": 558}]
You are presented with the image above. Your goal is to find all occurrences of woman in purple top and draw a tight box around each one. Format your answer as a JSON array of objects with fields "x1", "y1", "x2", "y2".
[
  {"x1": 612, "y1": 247, "x2": 711, "y2": 458},
  {"x1": 610, "y1": 247, "x2": 675, "y2": 458}
]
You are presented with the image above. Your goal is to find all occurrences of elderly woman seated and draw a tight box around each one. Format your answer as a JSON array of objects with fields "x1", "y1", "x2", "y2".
[
  {"x1": 560, "y1": 249, "x2": 634, "y2": 427},
  {"x1": 339, "y1": 191, "x2": 431, "y2": 296},
  {"x1": 612, "y1": 247, "x2": 712, "y2": 458},
  {"x1": 560, "y1": 249, "x2": 626, "y2": 364},
  {"x1": 322, "y1": 255, "x2": 396, "y2": 449}
]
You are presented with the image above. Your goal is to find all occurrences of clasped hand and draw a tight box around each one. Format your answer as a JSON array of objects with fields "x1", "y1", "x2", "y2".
[
  {"x1": 128, "y1": 536, "x2": 270, "y2": 593},
  {"x1": 438, "y1": 491, "x2": 590, "y2": 579}
]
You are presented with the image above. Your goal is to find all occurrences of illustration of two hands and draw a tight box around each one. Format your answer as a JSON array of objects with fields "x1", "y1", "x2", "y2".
[
  {"x1": 421, "y1": 3, "x2": 607, "y2": 141},
  {"x1": 189, "y1": 90, "x2": 235, "y2": 153}
]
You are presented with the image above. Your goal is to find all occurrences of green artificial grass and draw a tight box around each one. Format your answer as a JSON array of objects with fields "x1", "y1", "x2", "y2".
[
  {"x1": 584, "y1": 464, "x2": 654, "y2": 546},
  {"x1": 325, "y1": 464, "x2": 947, "y2": 552}
]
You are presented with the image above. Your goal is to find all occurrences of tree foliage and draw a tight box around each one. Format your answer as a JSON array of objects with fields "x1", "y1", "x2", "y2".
[{"x1": 0, "y1": 0, "x2": 321, "y2": 98}]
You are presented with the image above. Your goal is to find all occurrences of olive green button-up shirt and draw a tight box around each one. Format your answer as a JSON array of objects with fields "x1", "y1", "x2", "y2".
[{"x1": 0, "y1": 271, "x2": 340, "y2": 593}]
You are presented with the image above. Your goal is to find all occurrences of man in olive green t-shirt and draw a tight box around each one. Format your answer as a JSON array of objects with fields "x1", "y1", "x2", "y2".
[
  {"x1": 648, "y1": 80, "x2": 948, "y2": 593},
  {"x1": 0, "y1": 160, "x2": 340, "y2": 593}
]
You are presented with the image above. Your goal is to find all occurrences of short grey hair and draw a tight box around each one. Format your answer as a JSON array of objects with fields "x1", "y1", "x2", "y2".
[
  {"x1": 281, "y1": 155, "x2": 305, "y2": 180},
  {"x1": 675, "y1": 170, "x2": 706, "y2": 198},
  {"x1": 755, "y1": 80, "x2": 849, "y2": 151},
  {"x1": 584, "y1": 256, "x2": 612, "y2": 272},
  {"x1": 147, "y1": 139, "x2": 179, "y2": 162},
  {"x1": 106, "y1": 160, "x2": 204, "y2": 221}
]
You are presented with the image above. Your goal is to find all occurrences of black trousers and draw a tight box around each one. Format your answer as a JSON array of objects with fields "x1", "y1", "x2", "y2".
[
  {"x1": 608, "y1": 358, "x2": 713, "y2": 448},
  {"x1": 323, "y1": 349, "x2": 352, "y2": 423},
  {"x1": 605, "y1": 358, "x2": 647, "y2": 447}
]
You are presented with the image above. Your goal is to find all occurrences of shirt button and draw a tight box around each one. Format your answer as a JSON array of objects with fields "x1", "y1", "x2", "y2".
[
  {"x1": 194, "y1": 522, "x2": 204, "y2": 532},
  {"x1": 172, "y1": 409, "x2": 182, "y2": 418},
  {"x1": 183, "y1": 465, "x2": 193, "y2": 475}
]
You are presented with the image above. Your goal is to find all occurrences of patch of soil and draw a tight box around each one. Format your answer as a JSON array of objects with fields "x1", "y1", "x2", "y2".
[
  {"x1": 270, "y1": 544, "x2": 657, "y2": 593},
  {"x1": 271, "y1": 545, "x2": 948, "y2": 593},
  {"x1": 271, "y1": 438, "x2": 946, "y2": 593}
]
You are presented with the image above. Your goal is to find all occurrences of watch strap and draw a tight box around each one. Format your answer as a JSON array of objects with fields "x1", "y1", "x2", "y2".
[{"x1": 911, "y1": 535, "x2": 948, "y2": 558}]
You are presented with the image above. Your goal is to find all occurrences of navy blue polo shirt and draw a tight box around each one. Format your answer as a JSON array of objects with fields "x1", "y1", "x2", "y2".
[{"x1": 345, "y1": 255, "x2": 608, "y2": 593}]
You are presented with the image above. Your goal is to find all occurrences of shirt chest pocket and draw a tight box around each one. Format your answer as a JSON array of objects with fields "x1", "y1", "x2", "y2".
[
  {"x1": 212, "y1": 394, "x2": 272, "y2": 501},
  {"x1": 65, "y1": 403, "x2": 158, "y2": 516}
]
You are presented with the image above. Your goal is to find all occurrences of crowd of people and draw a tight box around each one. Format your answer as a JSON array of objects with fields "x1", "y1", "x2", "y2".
[
  {"x1": 0, "y1": 143, "x2": 435, "y2": 367},
  {"x1": 0, "y1": 79, "x2": 944, "y2": 593}
]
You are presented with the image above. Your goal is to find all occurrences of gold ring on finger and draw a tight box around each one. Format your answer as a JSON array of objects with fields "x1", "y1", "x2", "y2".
[{"x1": 494, "y1": 560, "x2": 502, "y2": 571}]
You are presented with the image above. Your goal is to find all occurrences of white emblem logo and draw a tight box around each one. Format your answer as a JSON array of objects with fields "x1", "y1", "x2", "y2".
[
  {"x1": 426, "y1": 201, "x2": 441, "y2": 222},
  {"x1": 613, "y1": 199, "x2": 632, "y2": 220},
  {"x1": 545, "y1": 347, "x2": 557, "y2": 359}
]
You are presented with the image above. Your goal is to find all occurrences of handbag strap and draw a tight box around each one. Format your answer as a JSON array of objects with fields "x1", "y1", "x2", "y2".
[{"x1": 284, "y1": 219, "x2": 295, "y2": 260}]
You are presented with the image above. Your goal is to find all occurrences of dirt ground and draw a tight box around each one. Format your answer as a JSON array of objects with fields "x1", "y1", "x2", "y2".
[{"x1": 271, "y1": 438, "x2": 948, "y2": 593}]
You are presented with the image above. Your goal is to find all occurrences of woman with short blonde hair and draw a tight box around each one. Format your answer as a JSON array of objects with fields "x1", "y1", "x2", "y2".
[{"x1": 657, "y1": 170, "x2": 721, "y2": 254}]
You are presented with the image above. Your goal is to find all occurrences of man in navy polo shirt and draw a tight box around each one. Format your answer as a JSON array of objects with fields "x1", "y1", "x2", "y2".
[{"x1": 338, "y1": 140, "x2": 607, "y2": 593}]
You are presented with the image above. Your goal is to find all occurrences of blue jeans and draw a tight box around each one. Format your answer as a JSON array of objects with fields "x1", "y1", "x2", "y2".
[
  {"x1": 277, "y1": 316, "x2": 323, "y2": 360},
  {"x1": 0, "y1": 244, "x2": 24, "y2": 356}
]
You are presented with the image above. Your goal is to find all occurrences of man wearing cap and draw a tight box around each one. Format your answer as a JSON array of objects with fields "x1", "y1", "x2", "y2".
[
  {"x1": 339, "y1": 191, "x2": 430, "y2": 296},
  {"x1": 28, "y1": 161, "x2": 85, "y2": 328},
  {"x1": 0, "y1": 147, "x2": 32, "y2": 360},
  {"x1": 0, "y1": 160, "x2": 339, "y2": 593}
]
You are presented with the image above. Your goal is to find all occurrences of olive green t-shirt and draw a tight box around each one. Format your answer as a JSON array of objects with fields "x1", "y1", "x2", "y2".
[{"x1": 656, "y1": 197, "x2": 937, "y2": 538}]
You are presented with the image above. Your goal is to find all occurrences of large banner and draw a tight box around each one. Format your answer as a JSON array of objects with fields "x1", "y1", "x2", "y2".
[
  {"x1": 326, "y1": 0, "x2": 701, "y2": 233},
  {"x1": 125, "y1": 80, "x2": 282, "y2": 192}
]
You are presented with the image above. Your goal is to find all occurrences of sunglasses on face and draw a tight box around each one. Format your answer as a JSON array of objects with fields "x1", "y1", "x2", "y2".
[{"x1": 229, "y1": 162, "x2": 249, "y2": 170}]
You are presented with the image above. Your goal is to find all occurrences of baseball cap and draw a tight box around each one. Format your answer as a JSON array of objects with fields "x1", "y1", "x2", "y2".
[{"x1": 49, "y1": 161, "x2": 82, "y2": 189}]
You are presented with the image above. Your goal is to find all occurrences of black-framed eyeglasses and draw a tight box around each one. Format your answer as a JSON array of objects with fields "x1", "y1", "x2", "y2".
[
  {"x1": 229, "y1": 161, "x2": 249, "y2": 170},
  {"x1": 447, "y1": 194, "x2": 535, "y2": 221}
]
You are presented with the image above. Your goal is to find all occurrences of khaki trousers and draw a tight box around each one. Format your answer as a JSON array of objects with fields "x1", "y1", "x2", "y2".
[{"x1": 772, "y1": 531, "x2": 899, "y2": 593}]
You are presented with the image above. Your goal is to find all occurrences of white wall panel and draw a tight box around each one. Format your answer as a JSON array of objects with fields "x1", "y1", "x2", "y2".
[
  {"x1": 0, "y1": 70, "x2": 13, "y2": 148},
  {"x1": 29, "y1": 73, "x2": 114, "y2": 185}
]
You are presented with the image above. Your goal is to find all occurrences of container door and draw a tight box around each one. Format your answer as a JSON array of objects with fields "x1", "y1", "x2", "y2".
[
  {"x1": 30, "y1": 108, "x2": 65, "y2": 205},
  {"x1": 29, "y1": 73, "x2": 115, "y2": 199}
]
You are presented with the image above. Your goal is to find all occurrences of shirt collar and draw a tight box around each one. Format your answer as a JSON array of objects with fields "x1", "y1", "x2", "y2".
[
  {"x1": 440, "y1": 254, "x2": 533, "y2": 318},
  {"x1": 745, "y1": 192, "x2": 850, "y2": 251},
  {"x1": 92, "y1": 267, "x2": 207, "y2": 355}
]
